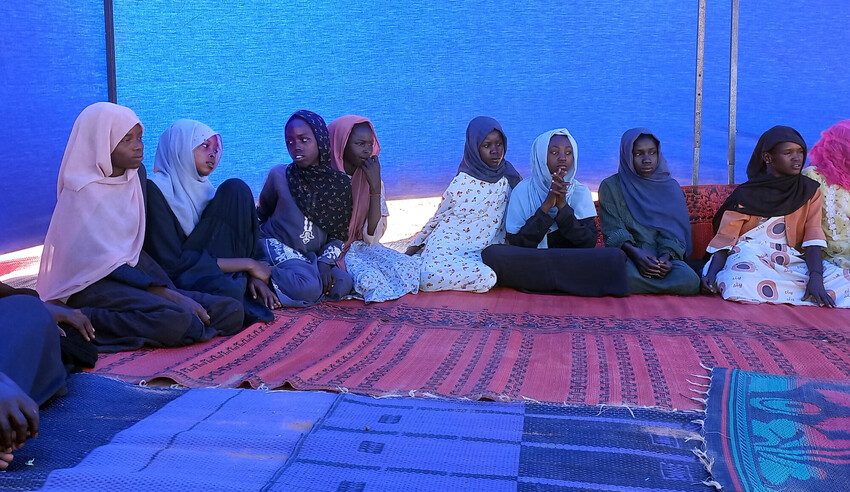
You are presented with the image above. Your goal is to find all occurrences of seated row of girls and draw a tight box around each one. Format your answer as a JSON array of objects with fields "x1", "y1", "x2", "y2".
[
  {"x1": 702, "y1": 125, "x2": 850, "y2": 308},
  {"x1": 406, "y1": 118, "x2": 695, "y2": 297},
  {"x1": 37, "y1": 102, "x2": 245, "y2": 353}
]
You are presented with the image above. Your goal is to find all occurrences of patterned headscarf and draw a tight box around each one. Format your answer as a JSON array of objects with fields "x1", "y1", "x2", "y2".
[
  {"x1": 456, "y1": 116, "x2": 522, "y2": 188},
  {"x1": 809, "y1": 120, "x2": 850, "y2": 190},
  {"x1": 285, "y1": 110, "x2": 353, "y2": 242},
  {"x1": 618, "y1": 128, "x2": 692, "y2": 256}
]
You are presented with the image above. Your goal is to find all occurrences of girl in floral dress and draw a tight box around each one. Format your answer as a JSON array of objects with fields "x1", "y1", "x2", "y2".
[{"x1": 405, "y1": 116, "x2": 521, "y2": 292}]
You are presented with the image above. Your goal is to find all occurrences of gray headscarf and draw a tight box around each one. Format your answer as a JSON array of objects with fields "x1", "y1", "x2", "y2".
[{"x1": 618, "y1": 128, "x2": 691, "y2": 256}]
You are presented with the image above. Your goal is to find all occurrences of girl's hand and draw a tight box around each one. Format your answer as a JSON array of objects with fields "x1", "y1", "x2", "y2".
[
  {"x1": 44, "y1": 302, "x2": 95, "y2": 341},
  {"x1": 150, "y1": 287, "x2": 211, "y2": 325},
  {"x1": 248, "y1": 260, "x2": 272, "y2": 283},
  {"x1": 318, "y1": 262, "x2": 335, "y2": 295},
  {"x1": 701, "y1": 273, "x2": 719, "y2": 294},
  {"x1": 623, "y1": 244, "x2": 663, "y2": 278},
  {"x1": 804, "y1": 273, "x2": 836, "y2": 308},
  {"x1": 656, "y1": 253, "x2": 673, "y2": 277},
  {"x1": 362, "y1": 156, "x2": 383, "y2": 193},
  {"x1": 248, "y1": 277, "x2": 281, "y2": 310}
]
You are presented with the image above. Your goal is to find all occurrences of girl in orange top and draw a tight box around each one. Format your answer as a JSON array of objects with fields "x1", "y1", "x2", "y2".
[{"x1": 702, "y1": 126, "x2": 850, "y2": 308}]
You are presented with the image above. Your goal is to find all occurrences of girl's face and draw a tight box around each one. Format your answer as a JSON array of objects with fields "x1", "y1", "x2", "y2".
[
  {"x1": 343, "y1": 123, "x2": 374, "y2": 167},
  {"x1": 546, "y1": 134, "x2": 574, "y2": 174},
  {"x1": 193, "y1": 135, "x2": 221, "y2": 177},
  {"x1": 632, "y1": 135, "x2": 659, "y2": 178},
  {"x1": 478, "y1": 130, "x2": 505, "y2": 168},
  {"x1": 285, "y1": 118, "x2": 320, "y2": 168},
  {"x1": 110, "y1": 123, "x2": 144, "y2": 177},
  {"x1": 764, "y1": 142, "x2": 805, "y2": 177}
]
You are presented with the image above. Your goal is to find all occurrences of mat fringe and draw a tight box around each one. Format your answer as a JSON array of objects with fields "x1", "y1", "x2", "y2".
[{"x1": 689, "y1": 364, "x2": 722, "y2": 490}]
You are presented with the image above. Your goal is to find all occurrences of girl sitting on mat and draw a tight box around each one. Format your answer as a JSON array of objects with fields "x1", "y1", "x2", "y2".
[
  {"x1": 482, "y1": 128, "x2": 629, "y2": 296},
  {"x1": 37, "y1": 102, "x2": 245, "y2": 352},
  {"x1": 405, "y1": 116, "x2": 521, "y2": 293},
  {"x1": 327, "y1": 115, "x2": 420, "y2": 302},
  {"x1": 257, "y1": 110, "x2": 354, "y2": 305},
  {"x1": 702, "y1": 125, "x2": 850, "y2": 308},
  {"x1": 599, "y1": 128, "x2": 700, "y2": 295},
  {"x1": 802, "y1": 120, "x2": 850, "y2": 269},
  {"x1": 144, "y1": 119, "x2": 278, "y2": 325}
]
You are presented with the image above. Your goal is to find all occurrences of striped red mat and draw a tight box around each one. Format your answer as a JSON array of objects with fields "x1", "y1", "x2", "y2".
[{"x1": 92, "y1": 288, "x2": 850, "y2": 410}]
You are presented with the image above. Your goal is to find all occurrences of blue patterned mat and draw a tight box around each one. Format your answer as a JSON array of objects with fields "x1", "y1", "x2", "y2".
[{"x1": 1, "y1": 375, "x2": 713, "y2": 491}]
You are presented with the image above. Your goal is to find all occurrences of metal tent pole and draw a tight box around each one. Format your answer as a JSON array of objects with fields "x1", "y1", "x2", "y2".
[
  {"x1": 104, "y1": 0, "x2": 117, "y2": 103},
  {"x1": 692, "y1": 0, "x2": 707, "y2": 186},
  {"x1": 727, "y1": 0, "x2": 740, "y2": 184}
]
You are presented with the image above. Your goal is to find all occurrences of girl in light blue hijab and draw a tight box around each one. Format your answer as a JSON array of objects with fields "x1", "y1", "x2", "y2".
[
  {"x1": 482, "y1": 129, "x2": 629, "y2": 296},
  {"x1": 505, "y1": 129, "x2": 597, "y2": 248}
]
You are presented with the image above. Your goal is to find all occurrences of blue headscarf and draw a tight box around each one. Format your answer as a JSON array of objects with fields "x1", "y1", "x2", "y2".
[
  {"x1": 618, "y1": 128, "x2": 691, "y2": 256},
  {"x1": 456, "y1": 116, "x2": 521, "y2": 188},
  {"x1": 505, "y1": 129, "x2": 596, "y2": 248}
]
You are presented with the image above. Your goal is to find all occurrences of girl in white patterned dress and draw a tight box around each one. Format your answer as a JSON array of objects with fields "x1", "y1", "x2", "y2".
[{"x1": 405, "y1": 116, "x2": 521, "y2": 293}]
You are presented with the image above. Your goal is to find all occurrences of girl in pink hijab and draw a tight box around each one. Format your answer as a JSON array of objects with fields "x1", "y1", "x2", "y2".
[
  {"x1": 37, "y1": 102, "x2": 244, "y2": 352},
  {"x1": 803, "y1": 120, "x2": 850, "y2": 268},
  {"x1": 327, "y1": 115, "x2": 420, "y2": 302}
]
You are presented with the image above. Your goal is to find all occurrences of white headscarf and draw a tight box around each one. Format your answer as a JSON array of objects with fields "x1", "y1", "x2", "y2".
[
  {"x1": 37, "y1": 102, "x2": 145, "y2": 301},
  {"x1": 505, "y1": 128, "x2": 596, "y2": 248},
  {"x1": 150, "y1": 119, "x2": 219, "y2": 236}
]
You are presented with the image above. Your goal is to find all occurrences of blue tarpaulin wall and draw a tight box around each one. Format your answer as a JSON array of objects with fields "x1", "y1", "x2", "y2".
[{"x1": 2, "y1": 0, "x2": 849, "y2": 253}]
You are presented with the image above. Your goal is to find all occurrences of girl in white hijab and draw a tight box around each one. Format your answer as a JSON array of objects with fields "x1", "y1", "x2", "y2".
[
  {"x1": 482, "y1": 128, "x2": 628, "y2": 296},
  {"x1": 145, "y1": 119, "x2": 279, "y2": 325}
]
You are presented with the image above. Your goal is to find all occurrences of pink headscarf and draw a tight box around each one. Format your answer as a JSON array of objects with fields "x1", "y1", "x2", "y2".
[
  {"x1": 809, "y1": 120, "x2": 850, "y2": 190},
  {"x1": 327, "y1": 115, "x2": 381, "y2": 249},
  {"x1": 37, "y1": 102, "x2": 146, "y2": 301}
]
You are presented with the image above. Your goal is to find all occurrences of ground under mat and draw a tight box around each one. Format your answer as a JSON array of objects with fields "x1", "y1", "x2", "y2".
[
  {"x1": 92, "y1": 288, "x2": 850, "y2": 411},
  {"x1": 702, "y1": 368, "x2": 850, "y2": 491},
  {"x1": 0, "y1": 373, "x2": 714, "y2": 492}
]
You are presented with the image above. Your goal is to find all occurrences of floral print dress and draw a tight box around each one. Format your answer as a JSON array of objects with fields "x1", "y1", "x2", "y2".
[
  {"x1": 709, "y1": 216, "x2": 850, "y2": 307},
  {"x1": 409, "y1": 173, "x2": 510, "y2": 293}
]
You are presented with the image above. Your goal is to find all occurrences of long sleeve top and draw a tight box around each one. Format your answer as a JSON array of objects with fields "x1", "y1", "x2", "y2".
[
  {"x1": 506, "y1": 205, "x2": 597, "y2": 249},
  {"x1": 598, "y1": 174, "x2": 688, "y2": 260}
]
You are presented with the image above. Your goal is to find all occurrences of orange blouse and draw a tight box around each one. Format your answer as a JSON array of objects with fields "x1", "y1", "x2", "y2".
[{"x1": 707, "y1": 189, "x2": 827, "y2": 252}]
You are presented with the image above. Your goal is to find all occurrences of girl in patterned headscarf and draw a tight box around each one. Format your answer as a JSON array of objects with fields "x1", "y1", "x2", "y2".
[
  {"x1": 405, "y1": 116, "x2": 520, "y2": 293},
  {"x1": 703, "y1": 125, "x2": 850, "y2": 308},
  {"x1": 258, "y1": 110, "x2": 354, "y2": 305}
]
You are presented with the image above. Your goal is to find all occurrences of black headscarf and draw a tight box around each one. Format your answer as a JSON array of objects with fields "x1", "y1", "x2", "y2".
[
  {"x1": 713, "y1": 125, "x2": 819, "y2": 231},
  {"x1": 285, "y1": 110, "x2": 353, "y2": 242}
]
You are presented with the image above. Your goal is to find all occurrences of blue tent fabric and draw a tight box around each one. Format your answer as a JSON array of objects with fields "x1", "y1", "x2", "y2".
[{"x1": 12, "y1": 375, "x2": 712, "y2": 491}]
